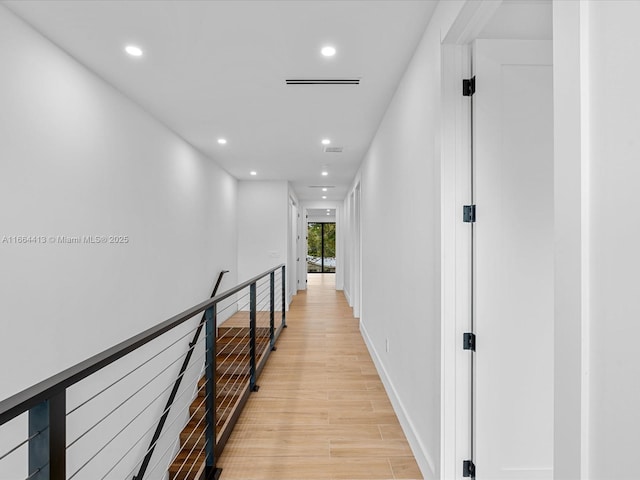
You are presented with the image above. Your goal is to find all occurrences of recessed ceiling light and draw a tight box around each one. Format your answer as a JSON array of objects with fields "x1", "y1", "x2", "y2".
[
  {"x1": 326, "y1": 209, "x2": 330, "y2": 212},
  {"x1": 321, "y1": 171, "x2": 328, "y2": 176},
  {"x1": 322, "y1": 188, "x2": 327, "y2": 192},
  {"x1": 322, "y1": 196, "x2": 327, "y2": 199},
  {"x1": 321, "y1": 139, "x2": 331, "y2": 145},
  {"x1": 321, "y1": 46, "x2": 336, "y2": 57},
  {"x1": 250, "y1": 171, "x2": 257, "y2": 176},
  {"x1": 125, "y1": 45, "x2": 143, "y2": 57},
  {"x1": 217, "y1": 138, "x2": 227, "y2": 145},
  {"x1": 326, "y1": 212, "x2": 330, "y2": 215}
]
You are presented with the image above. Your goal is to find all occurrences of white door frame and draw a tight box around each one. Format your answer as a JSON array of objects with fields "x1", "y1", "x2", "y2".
[
  {"x1": 440, "y1": 1, "x2": 503, "y2": 478},
  {"x1": 288, "y1": 195, "x2": 298, "y2": 302},
  {"x1": 440, "y1": 41, "x2": 472, "y2": 480},
  {"x1": 353, "y1": 182, "x2": 361, "y2": 318},
  {"x1": 342, "y1": 180, "x2": 361, "y2": 317},
  {"x1": 441, "y1": 2, "x2": 564, "y2": 478},
  {"x1": 301, "y1": 206, "x2": 308, "y2": 290}
]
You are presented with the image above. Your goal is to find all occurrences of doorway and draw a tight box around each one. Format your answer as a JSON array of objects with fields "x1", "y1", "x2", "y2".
[
  {"x1": 307, "y1": 222, "x2": 336, "y2": 274},
  {"x1": 288, "y1": 197, "x2": 299, "y2": 301},
  {"x1": 441, "y1": 1, "x2": 554, "y2": 478}
]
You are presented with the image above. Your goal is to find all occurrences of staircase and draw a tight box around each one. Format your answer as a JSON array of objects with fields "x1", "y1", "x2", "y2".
[
  {"x1": 168, "y1": 323, "x2": 271, "y2": 480},
  {"x1": 0, "y1": 265, "x2": 285, "y2": 480}
]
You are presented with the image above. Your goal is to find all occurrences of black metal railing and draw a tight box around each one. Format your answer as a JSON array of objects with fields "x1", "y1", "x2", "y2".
[
  {"x1": 207, "y1": 268, "x2": 286, "y2": 456},
  {"x1": 0, "y1": 264, "x2": 286, "y2": 480},
  {"x1": 132, "y1": 270, "x2": 228, "y2": 480}
]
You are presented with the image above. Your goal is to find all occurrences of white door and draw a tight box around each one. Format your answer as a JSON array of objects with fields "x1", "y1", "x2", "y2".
[
  {"x1": 289, "y1": 199, "x2": 298, "y2": 300},
  {"x1": 353, "y1": 184, "x2": 361, "y2": 317},
  {"x1": 473, "y1": 39, "x2": 553, "y2": 479}
]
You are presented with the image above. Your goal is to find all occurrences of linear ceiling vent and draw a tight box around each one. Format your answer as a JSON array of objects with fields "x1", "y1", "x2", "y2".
[
  {"x1": 324, "y1": 146, "x2": 343, "y2": 153},
  {"x1": 285, "y1": 78, "x2": 360, "y2": 85},
  {"x1": 308, "y1": 185, "x2": 335, "y2": 189}
]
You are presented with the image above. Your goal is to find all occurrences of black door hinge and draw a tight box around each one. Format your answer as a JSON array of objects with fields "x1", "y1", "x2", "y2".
[
  {"x1": 463, "y1": 205, "x2": 476, "y2": 223},
  {"x1": 463, "y1": 333, "x2": 476, "y2": 351},
  {"x1": 463, "y1": 76, "x2": 476, "y2": 96},
  {"x1": 463, "y1": 460, "x2": 476, "y2": 477}
]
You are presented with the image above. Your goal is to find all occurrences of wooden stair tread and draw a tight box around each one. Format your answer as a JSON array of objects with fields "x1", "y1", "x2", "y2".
[
  {"x1": 168, "y1": 448, "x2": 205, "y2": 480},
  {"x1": 169, "y1": 317, "x2": 277, "y2": 479}
]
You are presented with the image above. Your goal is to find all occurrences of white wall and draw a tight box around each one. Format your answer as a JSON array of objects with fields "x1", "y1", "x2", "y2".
[
  {"x1": 554, "y1": 2, "x2": 640, "y2": 478},
  {"x1": 0, "y1": 6, "x2": 237, "y2": 478},
  {"x1": 345, "y1": 2, "x2": 464, "y2": 478},
  {"x1": 307, "y1": 215, "x2": 336, "y2": 223},
  {"x1": 237, "y1": 181, "x2": 288, "y2": 282}
]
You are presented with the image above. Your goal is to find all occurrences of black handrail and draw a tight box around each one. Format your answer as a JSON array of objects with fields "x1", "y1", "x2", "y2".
[
  {"x1": 133, "y1": 270, "x2": 229, "y2": 480},
  {"x1": 0, "y1": 263, "x2": 284, "y2": 425}
]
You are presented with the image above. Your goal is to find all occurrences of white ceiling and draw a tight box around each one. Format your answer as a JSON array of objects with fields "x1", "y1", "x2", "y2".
[{"x1": 3, "y1": 0, "x2": 438, "y2": 202}]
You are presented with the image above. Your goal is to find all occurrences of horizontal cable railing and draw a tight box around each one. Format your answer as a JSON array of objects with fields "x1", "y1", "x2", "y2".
[
  {"x1": 0, "y1": 264, "x2": 286, "y2": 480},
  {"x1": 167, "y1": 268, "x2": 286, "y2": 480},
  {"x1": 132, "y1": 270, "x2": 229, "y2": 480}
]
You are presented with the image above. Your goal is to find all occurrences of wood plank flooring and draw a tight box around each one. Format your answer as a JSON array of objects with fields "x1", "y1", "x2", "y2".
[{"x1": 217, "y1": 274, "x2": 423, "y2": 480}]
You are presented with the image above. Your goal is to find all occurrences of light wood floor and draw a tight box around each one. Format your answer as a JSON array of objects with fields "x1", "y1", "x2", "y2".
[{"x1": 217, "y1": 274, "x2": 423, "y2": 480}]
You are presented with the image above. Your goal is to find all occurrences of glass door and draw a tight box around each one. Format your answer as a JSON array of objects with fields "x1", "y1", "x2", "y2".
[{"x1": 307, "y1": 222, "x2": 336, "y2": 273}]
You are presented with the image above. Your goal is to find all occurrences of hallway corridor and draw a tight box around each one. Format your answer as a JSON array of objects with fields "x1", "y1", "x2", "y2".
[{"x1": 217, "y1": 274, "x2": 423, "y2": 479}]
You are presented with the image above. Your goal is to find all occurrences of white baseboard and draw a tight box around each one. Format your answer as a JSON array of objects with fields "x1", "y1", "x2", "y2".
[
  {"x1": 360, "y1": 321, "x2": 437, "y2": 479},
  {"x1": 344, "y1": 289, "x2": 352, "y2": 306}
]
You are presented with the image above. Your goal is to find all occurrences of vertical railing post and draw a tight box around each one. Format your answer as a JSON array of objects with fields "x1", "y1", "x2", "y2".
[
  {"x1": 281, "y1": 265, "x2": 287, "y2": 328},
  {"x1": 29, "y1": 391, "x2": 65, "y2": 480},
  {"x1": 204, "y1": 304, "x2": 221, "y2": 480},
  {"x1": 269, "y1": 271, "x2": 276, "y2": 350},
  {"x1": 249, "y1": 282, "x2": 259, "y2": 392}
]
